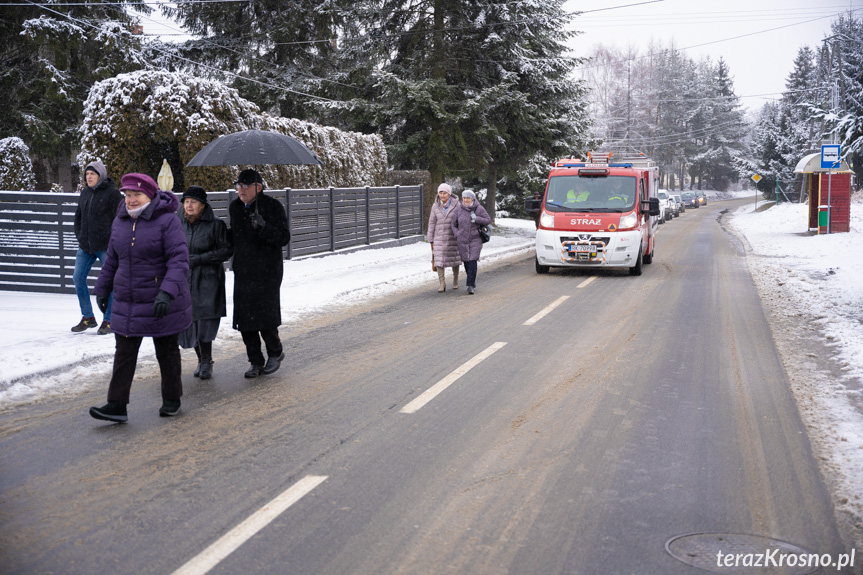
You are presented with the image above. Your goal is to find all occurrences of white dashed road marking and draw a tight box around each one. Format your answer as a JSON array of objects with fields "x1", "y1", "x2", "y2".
[
  {"x1": 400, "y1": 342, "x2": 508, "y2": 414},
  {"x1": 172, "y1": 475, "x2": 328, "y2": 575}
]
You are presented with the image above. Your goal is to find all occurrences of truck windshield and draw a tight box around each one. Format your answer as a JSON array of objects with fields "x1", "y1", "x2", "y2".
[{"x1": 544, "y1": 175, "x2": 637, "y2": 212}]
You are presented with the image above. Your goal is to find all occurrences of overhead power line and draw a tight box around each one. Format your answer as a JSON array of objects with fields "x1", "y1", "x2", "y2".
[
  {"x1": 24, "y1": 0, "x2": 335, "y2": 102},
  {"x1": 574, "y1": 7, "x2": 863, "y2": 76}
]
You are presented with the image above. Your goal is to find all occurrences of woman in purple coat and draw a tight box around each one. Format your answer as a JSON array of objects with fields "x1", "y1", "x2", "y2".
[
  {"x1": 89, "y1": 173, "x2": 192, "y2": 423},
  {"x1": 451, "y1": 190, "x2": 491, "y2": 295}
]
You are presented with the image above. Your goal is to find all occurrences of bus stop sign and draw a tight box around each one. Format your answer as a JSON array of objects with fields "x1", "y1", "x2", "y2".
[{"x1": 821, "y1": 144, "x2": 841, "y2": 169}]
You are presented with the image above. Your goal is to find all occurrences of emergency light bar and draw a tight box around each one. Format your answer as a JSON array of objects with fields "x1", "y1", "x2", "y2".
[{"x1": 554, "y1": 162, "x2": 634, "y2": 168}]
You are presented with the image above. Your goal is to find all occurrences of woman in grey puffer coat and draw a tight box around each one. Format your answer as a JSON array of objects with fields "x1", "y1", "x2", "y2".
[
  {"x1": 451, "y1": 190, "x2": 491, "y2": 294},
  {"x1": 426, "y1": 183, "x2": 461, "y2": 292}
]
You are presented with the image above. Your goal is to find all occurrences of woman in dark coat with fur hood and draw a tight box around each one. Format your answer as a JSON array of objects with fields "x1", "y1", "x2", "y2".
[
  {"x1": 89, "y1": 173, "x2": 192, "y2": 423},
  {"x1": 179, "y1": 186, "x2": 233, "y2": 380}
]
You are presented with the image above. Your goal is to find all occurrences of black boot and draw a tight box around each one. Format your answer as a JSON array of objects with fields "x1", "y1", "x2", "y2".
[
  {"x1": 89, "y1": 401, "x2": 128, "y2": 423},
  {"x1": 262, "y1": 352, "x2": 285, "y2": 375},
  {"x1": 193, "y1": 344, "x2": 202, "y2": 378},
  {"x1": 199, "y1": 358, "x2": 213, "y2": 380}
]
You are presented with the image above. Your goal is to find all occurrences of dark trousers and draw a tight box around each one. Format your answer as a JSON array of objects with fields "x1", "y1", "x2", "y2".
[
  {"x1": 241, "y1": 328, "x2": 282, "y2": 367},
  {"x1": 107, "y1": 334, "x2": 182, "y2": 404},
  {"x1": 464, "y1": 260, "x2": 478, "y2": 287}
]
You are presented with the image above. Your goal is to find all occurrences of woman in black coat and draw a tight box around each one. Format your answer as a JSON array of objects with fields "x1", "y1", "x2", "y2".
[{"x1": 179, "y1": 186, "x2": 233, "y2": 380}]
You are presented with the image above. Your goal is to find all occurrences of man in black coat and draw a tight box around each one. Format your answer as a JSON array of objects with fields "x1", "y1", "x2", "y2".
[
  {"x1": 72, "y1": 160, "x2": 122, "y2": 335},
  {"x1": 229, "y1": 169, "x2": 291, "y2": 378}
]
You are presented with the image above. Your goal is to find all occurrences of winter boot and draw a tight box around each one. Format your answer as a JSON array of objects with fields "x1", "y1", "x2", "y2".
[
  {"x1": 437, "y1": 267, "x2": 446, "y2": 292},
  {"x1": 89, "y1": 401, "x2": 128, "y2": 423},
  {"x1": 199, "y1": 359, "x2": 213, "y2": 380},
  {"x1": 159, "y1": 400, "x2": 181, "y2": 417},
  {"x1": 467, "y1": 286, "x2": 475, "y2": 295},
  {"x1": 198, "y1": 341, "x2": 213, "y2": 380},
  {"x1": 263, "y1": 352, "x2": 285, "y2": 375},
  {"x1": 193, "y1": 344, "x2": 202, "y2": 378},
  {"x1": 452, "y1": 266, "x2": 459, "y2": 290},
  {"x1": 71, "y1": 317, "x2": 97, "y2": 332}
]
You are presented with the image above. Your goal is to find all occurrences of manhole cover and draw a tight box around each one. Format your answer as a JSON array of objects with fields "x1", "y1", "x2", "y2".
[{"x1": 666, "y1": 533, "x2": 818, "y2": 574}]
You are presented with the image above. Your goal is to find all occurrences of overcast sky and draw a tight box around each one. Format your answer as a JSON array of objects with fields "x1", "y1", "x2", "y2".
[{"x1": 564, "y1": 0, "x2": 862, "y2": 114}]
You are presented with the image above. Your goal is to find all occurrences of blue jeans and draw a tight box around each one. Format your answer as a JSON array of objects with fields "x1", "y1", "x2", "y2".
[{"x1": 73, "y1": 248, "x2": 112, "y2": 320}]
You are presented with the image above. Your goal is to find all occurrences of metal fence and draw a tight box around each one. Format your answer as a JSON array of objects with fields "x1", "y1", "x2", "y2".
[{"x1": 0, "y1": 185, "x2": 423, "y2": 294}]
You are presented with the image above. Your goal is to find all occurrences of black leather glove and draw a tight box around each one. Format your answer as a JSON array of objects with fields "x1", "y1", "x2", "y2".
[
  {"x1": 153, "y1": 290, "x2": 172, "y2": 319},
  {"x1": 249, "y1": 213, "x2": 266, "y2": 229},
  {"x1": 96, "y1": 295, "x2": 109, "y2": 314}
]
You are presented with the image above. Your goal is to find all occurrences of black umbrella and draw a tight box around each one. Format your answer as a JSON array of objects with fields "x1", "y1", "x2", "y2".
[{"x1": 186, "y1": 129, "x2": 323, "y2": 167}]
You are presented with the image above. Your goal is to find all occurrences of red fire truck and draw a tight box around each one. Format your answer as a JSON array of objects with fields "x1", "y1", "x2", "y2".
[{"x1": 526, "y1": 153, "x2": 661, "y2": 276}]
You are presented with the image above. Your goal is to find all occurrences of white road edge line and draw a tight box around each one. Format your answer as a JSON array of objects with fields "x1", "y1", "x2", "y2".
[
  {"x1": 577, "y1": 276, "x2": 597, "y2": 289},
  {"x1": 400, "y1": 342, "x2": 508, "y2": 414},
  {"x1": 523, "y1": 295, "x2": 570, "y2": 326},
  {"x1": 172, "y1": 475, "x2": 328, "y2": 575}
]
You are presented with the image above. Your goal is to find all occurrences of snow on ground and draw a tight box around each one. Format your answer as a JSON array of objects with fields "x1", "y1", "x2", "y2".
[
  {"x1": 726, "y1": 191, "x2": 863, "y2": 542},
  {"x1": 1, "y1": 196, "x2": 862, "y2": 540}
]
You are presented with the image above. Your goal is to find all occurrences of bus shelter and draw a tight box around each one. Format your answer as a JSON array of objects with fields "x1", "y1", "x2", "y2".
[{"x1": 794, "y1": 152, "x2": 853, "y2": 233}]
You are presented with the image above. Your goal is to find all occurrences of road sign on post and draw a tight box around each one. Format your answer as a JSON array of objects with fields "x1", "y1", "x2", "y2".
[
  {"x1": 821, "y1": 145, "x2": 840, "y2": 169},
  {"x1": 821, "y1": 144, "x2": 840, "y2": 234},
  {"x1": 751, "y1": 174, "x2": 761, "y2": 209}
]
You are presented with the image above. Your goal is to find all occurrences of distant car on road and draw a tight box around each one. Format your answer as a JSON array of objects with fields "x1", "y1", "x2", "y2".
[
  {"x1": 695, "y1": 191, "x2": 706, "y2": 206},
  {"x1": 657, "y1": 189, "x2": 673, "y2": 223},
  {"x1": 681, "y1": 191, "x2": 699, "y2": 209},
  {"x1": 673, "y1": 194, "x2": 685, "y2": 214}
]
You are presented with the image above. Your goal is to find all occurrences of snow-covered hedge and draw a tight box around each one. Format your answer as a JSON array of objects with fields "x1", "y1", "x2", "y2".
[
  {"x1": 78, "y1": 70, "x2": 387, "y2": 192},
  {"x1": 0, "y1": 138, "x2": 36, "y2": 191}
]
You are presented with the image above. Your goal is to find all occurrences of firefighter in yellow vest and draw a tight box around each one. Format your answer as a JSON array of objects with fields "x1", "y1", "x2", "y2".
[{"x1": 565, "y1": 189, "x2": 589, "y2": 206}]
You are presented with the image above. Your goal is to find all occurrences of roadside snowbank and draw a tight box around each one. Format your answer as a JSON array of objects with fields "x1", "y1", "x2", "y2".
[{"x1": 728, "y1": 193, "x2": 863, "y2": 544}]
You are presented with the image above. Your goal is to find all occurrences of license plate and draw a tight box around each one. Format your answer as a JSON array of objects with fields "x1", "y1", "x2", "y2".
[{"x1": 569, "y1": 244, "x2": 599, "y2": 254}]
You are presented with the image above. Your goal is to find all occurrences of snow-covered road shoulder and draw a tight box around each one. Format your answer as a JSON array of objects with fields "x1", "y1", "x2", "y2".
[{"x1": 727, "y1": 195, "x2": 863, "y2": 546}]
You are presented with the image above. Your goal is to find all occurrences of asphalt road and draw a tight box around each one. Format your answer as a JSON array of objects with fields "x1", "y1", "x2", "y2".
[{"x1": 0, "y1": 199, "x2": 852, "y2": 574}]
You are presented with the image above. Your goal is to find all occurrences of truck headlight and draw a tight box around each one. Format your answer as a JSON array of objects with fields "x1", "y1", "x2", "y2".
[
  {"x1": 539, "y1": 210, "x2": 555, "y2": 228},
  {"x1": 619, "y1": 212, "x2": 638, "y2": 230}
]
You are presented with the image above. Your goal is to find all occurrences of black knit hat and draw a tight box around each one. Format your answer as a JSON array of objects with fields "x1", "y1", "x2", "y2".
[{"x1": 181, "y1": 185, "x2": 207, "y2": 204}]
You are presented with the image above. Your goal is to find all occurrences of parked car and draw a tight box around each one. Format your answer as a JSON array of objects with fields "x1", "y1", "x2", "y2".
[
  {"x1": 681, "y1": 191, "x2": 699, "y2": 209},
  {"x1": 673, "y1": 194, "x2": 685, "y2": 214},
  {"x1": 669, "y1": 194, "x2": 681, "y2": 216},
  {"x1": 657, "y1": 189, "x2": 673, "y2": 223}
]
